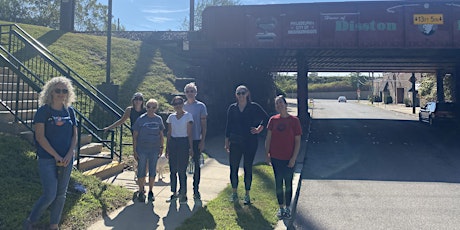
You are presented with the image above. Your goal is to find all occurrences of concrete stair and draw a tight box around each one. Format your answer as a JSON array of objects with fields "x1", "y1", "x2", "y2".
[{"x1": 0, "y1": 67, "x2": 125, "y2": 180}]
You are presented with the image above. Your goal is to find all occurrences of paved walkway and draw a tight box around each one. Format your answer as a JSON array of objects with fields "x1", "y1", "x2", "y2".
[{"x1": 89, "y1": 132, "x2": 304, "y2": 230}]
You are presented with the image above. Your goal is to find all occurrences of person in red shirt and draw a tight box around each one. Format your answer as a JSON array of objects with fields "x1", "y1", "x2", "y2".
[{"x1": 265, "y1": 95, "x2": 302, "y2": 220}]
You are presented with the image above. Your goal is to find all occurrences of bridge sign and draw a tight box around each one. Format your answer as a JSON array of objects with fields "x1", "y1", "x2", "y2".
[{"x1": 413, "y1": 14, "x2": 444, "y2": 25}]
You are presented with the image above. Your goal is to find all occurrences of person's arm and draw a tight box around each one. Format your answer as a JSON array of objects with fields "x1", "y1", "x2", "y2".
[
  {"x1": 187, "y1": 120, "x2": 194, "y2": 156},
  {"x1": 62, "y1": 125, "x2": 77, "y2": 167},
  {"x1": 251, "y1": 103, "x2": 268, "y2": 134},
  {"x1": 224, "y1": 105, "x2": 233, "y2": 153},
  {"x1": 165, "y1": 123, "x2": 172, "y2": 159},
  {"x1": 288, "y1": 135, "x2": 301, "y2": 168},
  {"x1": 159, "y1": 131, "x2": 164, "y2": 156},
  {"x1": 198, "y1": 115, "x2": 207, "y2": 151},
  {"x1": 132, "y1": 130, "x2": 139, "y2": 161},
  {"x1": 104, "y1": 107, "x2": 131, "y2": 131},
  {"x1": 35, "y1": 123, "x2": 64, "y2": 162},
  {"x1": 264, "y1": 130, "x2": 272, "y2": 165}
]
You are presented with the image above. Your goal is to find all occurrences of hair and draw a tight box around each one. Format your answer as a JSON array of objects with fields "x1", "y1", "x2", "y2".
[
  {"x1": 170, "y1": 95, "x2": 185, "y2": 105},
  {"x1": 184, "y1": 82, "x2": 197, "y2": 92},
  {"x1": 131, "y1": 92, "x2": 145, "y2": 110},
  {"x1": 146, "y1": 98, "x2": 158, "y2": 107},
  {"x1": 38, "y1": 76, "x2": 76, "y2": 108},
  {"x1": 235, "y1": 85, "x2": 252, "y2": 102},
  {"x1": 275, "y1": 95, "x2": 287, "y2": 104}
]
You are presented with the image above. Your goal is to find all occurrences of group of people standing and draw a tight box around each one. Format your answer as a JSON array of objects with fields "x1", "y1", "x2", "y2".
[{"x1": 24, "y1": 78, "x2": 302, "y2": 229}]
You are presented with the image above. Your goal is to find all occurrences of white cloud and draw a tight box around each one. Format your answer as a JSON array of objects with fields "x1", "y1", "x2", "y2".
[{"x1": 146, "y1": 16, "x2": 174, "y2": 23}]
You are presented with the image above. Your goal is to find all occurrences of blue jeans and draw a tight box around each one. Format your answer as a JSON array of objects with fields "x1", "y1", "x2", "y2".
[
  {"x1": 168, "y1": 137, "x2": 189, "y2": 195},
  {"x1": 191, "y1": 140, "x2": 201, "y2": 194},
  {"x1": 28, "y1": 157, "x2": 73, "y2": 225}
]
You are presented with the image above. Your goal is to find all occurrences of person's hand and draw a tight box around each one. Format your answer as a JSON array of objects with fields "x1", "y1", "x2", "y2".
[
  {"x1": 250, "y1": 125, "x2": 263, "y2": 134},
  {"x1": 224, "y1": 142, "x2": 230, "y2": 153},
  {"x1": 198, "y1": 140, "x2": 205, "y2": 152},
  {"x1": 189, "y1": 148, "x2": 194, "y2": 157},
  {"x1": 288, "y1": 158, "x2": 296, "y2": 168},
  {"x1": 62, "y1": 149, "x2": 74, "y2": 167},
  {"x1": 165, "y1": 148, "x2": 170, "y2": 159},
  {"x1": 54, "y1": 155, "x2": 64, "y2": 166},
  {"x1": 265, "y1": 154, "x2": 271, "y2": 166}
]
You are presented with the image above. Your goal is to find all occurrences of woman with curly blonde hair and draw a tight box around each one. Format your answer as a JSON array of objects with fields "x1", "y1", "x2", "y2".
[{"x1": 24, "y1": 76, "x2": 78, "y2": 230}]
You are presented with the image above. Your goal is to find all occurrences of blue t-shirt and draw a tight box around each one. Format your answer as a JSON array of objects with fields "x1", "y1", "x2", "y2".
[
  {"x1": 184, "y1": 100, "x2": 207, "y2": 140},
  {"x1": 34, "y1": 104, "x2": 77, "y2": 159},
  {"x1": 132, "y1": 113, "x2": 165, "y2": 149}
]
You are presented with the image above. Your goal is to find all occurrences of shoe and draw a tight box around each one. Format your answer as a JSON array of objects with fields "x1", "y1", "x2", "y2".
[
  {"x1": 179, "y1": 195, "x2": 188, "y2": 204},
  {"x1": 276, "y1": 208, "x2": 285, "y2": 219},
  {"x1": 243, "y1": 194, "x2": 251, "y2": 205},
  {"x1": 166, "y1": 194, "x2": 178, "y2": 203},
  {"x1": 193, "y1": 192, "x2": 201, "y2": 200},
  {"x1": 229, "y1": 193, "x2": 238, "y2": 202},
  {"x1": 283, "y1": 207, "x2": 292, "y2": 219},
  {"x1": 148, "y1": 191, "x2": 154, "y2": 201},
  {"x1": 138, "y1": 191, "x2": 146, "y2": 202}
]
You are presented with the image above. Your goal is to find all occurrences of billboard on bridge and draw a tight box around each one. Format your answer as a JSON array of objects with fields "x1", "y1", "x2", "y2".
[{"x1": 202, "y1": 1, "x2": 460, "y2": 48}]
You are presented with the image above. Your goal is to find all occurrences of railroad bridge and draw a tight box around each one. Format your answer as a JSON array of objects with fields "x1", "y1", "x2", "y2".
[{"x1": 186, "y1": 0, "x2": 460, "y2": 128}]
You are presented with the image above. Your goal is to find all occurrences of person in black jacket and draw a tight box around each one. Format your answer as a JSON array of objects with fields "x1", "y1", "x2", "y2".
[{"x1": 224, "y1": 85, "x2": 268, "y2": 205}]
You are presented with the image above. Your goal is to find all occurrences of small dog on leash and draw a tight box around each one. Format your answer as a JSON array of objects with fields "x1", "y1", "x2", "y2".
[{"x1": 156, "y1": 155, "x2": 168, "y2": 181}]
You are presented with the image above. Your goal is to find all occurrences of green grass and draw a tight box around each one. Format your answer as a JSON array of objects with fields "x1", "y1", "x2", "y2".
[
  {"x1": 0, "y1": 133, "x2": 132, "y2": 230},
  {"x1": 177, "y1": 163, "x2": 280, "y2": 230}
]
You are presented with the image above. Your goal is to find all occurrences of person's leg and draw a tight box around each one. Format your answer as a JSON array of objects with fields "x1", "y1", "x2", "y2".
[
  {"x1": 271, "y1": 158, "x2": 286, "y2": 206},
  {"x1": 147, "y1": 151, "x2": 157, "y2": 192},
  {"x1": 229, "y1": 142, "x2": 243, "y2": 190},
  {"x1": 192, "y1": 140, "x2": 201, "y2": 197},
  {"x1": 27, "y1": 158, "x2": 58, "y2": 223},
  {"x1": 137, "y1": 152, "x2": 148, "y2": 193},
  {"x1": 243, "y1": 139, "x2": 258, "y2": 192},
  {"x1": 49, "y1": 156, "x2": 73, "y2": 228},
  {"x1": 168, "y1": 141, "x2": 178, "y2": 195},
  {"x1": 284, "y1": 164, "x2": 295, "y2": 207},
  {"x1": 177, "y1": 138, "x2": 189, "y2": 197}
]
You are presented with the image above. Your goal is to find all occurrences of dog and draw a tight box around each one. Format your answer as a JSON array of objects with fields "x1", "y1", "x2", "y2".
[{"x1": 156, "y1": 155, "x2": 168, "y2": 181}]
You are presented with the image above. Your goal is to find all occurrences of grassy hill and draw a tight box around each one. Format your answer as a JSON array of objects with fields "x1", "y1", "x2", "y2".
[{"x1": 1, "y1": 20, "x2": 187, "y2": 111}]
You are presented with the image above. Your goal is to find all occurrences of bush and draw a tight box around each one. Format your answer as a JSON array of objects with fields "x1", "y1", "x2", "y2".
[
  {"x1": 404, "y1": 98, "x2": 412, "y2": 107},
  {"x1": 384, "y1": 95, "x2": 393, "y2": 104},
  {"x1": 369, "y1": 95, "x2": 382, "y2": 103}
]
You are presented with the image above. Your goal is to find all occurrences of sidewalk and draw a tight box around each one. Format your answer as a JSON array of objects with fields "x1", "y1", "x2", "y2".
[
  {"x1": 359, "y1": 100, "x2": 420, "y2": 117},
  {"x1": 89, "y1": 133, "x2": 304, "y2": 230}
]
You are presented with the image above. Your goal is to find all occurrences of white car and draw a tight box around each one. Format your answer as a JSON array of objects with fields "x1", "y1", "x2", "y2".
[{"x1": 338, "y1": 96, "x2": 347, "y2": 103}]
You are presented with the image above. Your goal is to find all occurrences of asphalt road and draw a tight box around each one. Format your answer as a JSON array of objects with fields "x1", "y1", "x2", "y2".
[{"x1": 293, "y1": 100, "x2": 460, "y2": 230}]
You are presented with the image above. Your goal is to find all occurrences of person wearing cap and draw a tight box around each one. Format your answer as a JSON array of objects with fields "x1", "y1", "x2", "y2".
[
  {"x1": 183, "y1": 82, "x2": 207, "y2": 200},
  {"x1": 104, "y1": 92, "x2": 147, "y2": 132},
  {"x1": 224, "y1": 85, "x2": 269, "y2": 205}
]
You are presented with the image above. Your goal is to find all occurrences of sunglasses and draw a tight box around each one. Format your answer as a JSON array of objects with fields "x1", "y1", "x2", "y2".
[
  {"x1": 236, "y1": 91, "x2": 246, "y2": 96},
  {"x1": 172, "y1": 101, "x2": 183, "y2": 106},
  {"x1": 133, "y1": 97, "x2": 143, "y2": 101},
  {"x1": 54, "y1": 88, "x2": 69, "y2": 94},
  {"x1": 185, "y1": 90, "x2": 196, "y2": 93},
  {"x1": 146, "y1": 105, "x2": 157, "y2": 109}
]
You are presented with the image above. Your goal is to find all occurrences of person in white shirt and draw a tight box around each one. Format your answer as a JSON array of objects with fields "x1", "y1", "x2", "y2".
[{"x1": 165, "y1": 96, "x2": 194, "y2": 204}]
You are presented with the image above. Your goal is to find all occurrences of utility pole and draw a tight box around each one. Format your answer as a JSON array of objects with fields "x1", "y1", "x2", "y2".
[{"x1": 190, "y1": 0, "x2": 195, "y2": 31}]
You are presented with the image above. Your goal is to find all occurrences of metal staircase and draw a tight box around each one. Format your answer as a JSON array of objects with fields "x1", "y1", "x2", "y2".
[{"x1": 0, "y1": 24, "x2": 130, "y2": 179}]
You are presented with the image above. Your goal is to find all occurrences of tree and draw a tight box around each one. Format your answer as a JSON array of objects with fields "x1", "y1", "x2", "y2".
[
  {"x1": 181, "y1": 0, "x2": 241, "y2": 31},
  {"x1": 0, "y1": 0, "x2": 110, "y2": 32}
]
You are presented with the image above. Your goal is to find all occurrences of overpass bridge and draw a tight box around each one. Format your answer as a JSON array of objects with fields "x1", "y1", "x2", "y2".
[{"x1": 190, "y1": 0, "x2": 460, "y2": 127}]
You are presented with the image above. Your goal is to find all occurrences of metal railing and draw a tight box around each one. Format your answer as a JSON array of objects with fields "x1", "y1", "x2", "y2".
[{"x1": 0, "y1": 24, "x2": 131, "y2": 165}]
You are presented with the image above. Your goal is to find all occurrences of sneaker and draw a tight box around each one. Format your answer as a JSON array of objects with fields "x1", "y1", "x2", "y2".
[
  {"x1": 166, "y1": 194, "x2": 178, "y2": 203},
  {"x1": 283, "y1": 207, "x2": 292, "y2": 219},
  {"x1": 148, "y1": 191, "x2": 154, "y2": 201},
  {"x1": 243, "y1": 194, "x2": 251, "y2": 205},
  {"x1": 193, "y1": 192, "x2": 201, "y2": 200},
  {"x1": 276, "y1": 208, "x2": 285, "y2": 219},
  {"x1": 138, "y1": 191, "x2": 146, "y2": 202},
  {"x1": 179, "y1": 195, "x2": 188, "y2": 204},
  {"x1": 229, "y1": 193, "x2": 238, "y2": 202}
]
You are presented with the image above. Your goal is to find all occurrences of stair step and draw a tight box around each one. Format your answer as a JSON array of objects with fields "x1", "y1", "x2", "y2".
[
  {"x1": 82, "y1": 161, "x2": 126, "y2": 180},
  {"x1": 1, "y1": 100, "x2": 38, "y2": 110},
  {"x1": 76, "y1": 154, "x2": 113, "y2": 171},
  {"x1": 80, "y1": 134, "x2": 92, "y2": 146},
  {"x1": 79, "y1": 142, "x2": 103, "y2": 155},
  {"x1": 19, "y1": 130, "x2": 34, "y2": 144}
]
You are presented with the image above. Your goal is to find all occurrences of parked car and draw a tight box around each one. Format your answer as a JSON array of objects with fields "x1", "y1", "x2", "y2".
[
  {"x1": 338, "y1": 96, "x2": 347, "y2": 103},
  {"x1": 418, "y1": 102, "x2": 456, "y2": 125}
]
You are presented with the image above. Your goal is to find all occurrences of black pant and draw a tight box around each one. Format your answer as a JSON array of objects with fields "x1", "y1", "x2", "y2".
[
  {"x1": 168, "y1": 137, "x2": 189, "y2": 195},
  {"x1": 229, "y1": 138, "x2": 258, "y2": 191},
  {"x1": 192, "y1": 140, "x2": 201, "y2": 194},
  {"x1": 271, "y1": 158, "x2": 294, "y2": 206}
]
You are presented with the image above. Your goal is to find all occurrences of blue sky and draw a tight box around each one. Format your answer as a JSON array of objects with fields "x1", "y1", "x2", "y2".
[{"x1": 101, "y1": 0, "x2": 365, "y2": 31}]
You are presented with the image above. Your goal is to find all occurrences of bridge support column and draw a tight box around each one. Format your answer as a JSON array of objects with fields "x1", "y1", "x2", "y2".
[
  {"x1": 436, "y1": 70, "x2": 445, "y2": 103},
  {"x1": 60, "y1": 0, "x2": 75, "y2": 31},
  {"x1": 297, "y1": 55, "x2": 309, "y2": 129},
  {"x1": 455, "y1": 68, "x2": 460, "y2": 103}
]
